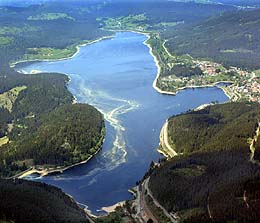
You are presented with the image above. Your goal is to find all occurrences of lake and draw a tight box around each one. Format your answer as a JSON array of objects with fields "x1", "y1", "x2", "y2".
[{"x1": 18, "y1": 32, "x2": 228, "y2": 214}]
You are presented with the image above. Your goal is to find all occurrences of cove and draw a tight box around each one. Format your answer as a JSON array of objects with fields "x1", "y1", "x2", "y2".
[{"x1": 18, "y1": 32, "x2": 228, "y2": 214}]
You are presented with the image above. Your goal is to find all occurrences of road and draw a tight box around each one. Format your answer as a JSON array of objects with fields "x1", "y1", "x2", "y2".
[
  {"x1": 144, "y1": 178, "x2": 178, "y2": 223},
  {"x1": 136, "y1": 181, "x2": 158, "y2": 223}
]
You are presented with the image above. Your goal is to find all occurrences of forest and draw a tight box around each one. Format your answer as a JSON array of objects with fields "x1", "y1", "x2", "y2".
[
  {"x1": 164, "y1": 8, "x2": 260, "y2": 70},
  {"x1": 0, "y1": 103, "x2": 105, "y2": 177},
  {"x1": 149, "y1": 103, "x2": 260, "y2": 223},
  {"x1": 0, "y1": 178, "x2": 89, "y2": 223},
  {"x1": 0, "y1": 0, "x2": 260, "y2": 222},
  {"x1": 0, "y1": 0, "x2": 237, "y2": 177},
  {"x1": 167, "y1": 102, "x2": 260, "y2": 154},
  {"x1": 0, "y1": 1, "x2": 113, "y2": 177},
  {"x1": 0, "y1": 1, "x2": 109, "y2": 221}
]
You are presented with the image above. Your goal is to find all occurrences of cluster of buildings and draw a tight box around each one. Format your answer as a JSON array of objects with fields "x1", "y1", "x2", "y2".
[
  {"x1": 228, "y1": 74, "x2": 260, "y2": 102},
  {"x1": 160, "y1": 59, "x2": 260, "y2": 104},
  {"x1": 195, "y1": 60, "x2": 224, "y2": 76},
  {"x1": 195, "y1": 60, "x2": 260, "y2": 103}
]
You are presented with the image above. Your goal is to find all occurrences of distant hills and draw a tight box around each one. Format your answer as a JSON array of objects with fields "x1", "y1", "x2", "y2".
[
  {"x1": 165, "y1": 8, "x2": 260, "y2": 69},
  {"x1": 0, "y1": 0, "x2": 52, "y2": 6},
  {"x1": 212, "y1": 0, "x2": 260, "y2": 7}
]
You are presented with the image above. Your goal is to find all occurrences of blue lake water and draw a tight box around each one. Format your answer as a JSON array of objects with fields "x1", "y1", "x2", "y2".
[{"x1": 18, "y1": 32, "x2": 228, "y2": 214}]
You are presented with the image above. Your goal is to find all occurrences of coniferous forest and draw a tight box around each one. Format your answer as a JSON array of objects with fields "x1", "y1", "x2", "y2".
[
  {"x1": 1, "y1": 1, "x2": 260, "y2": 223},
  {"x1": 149, "y1": 103, "x2": 260, "y2": 223}
]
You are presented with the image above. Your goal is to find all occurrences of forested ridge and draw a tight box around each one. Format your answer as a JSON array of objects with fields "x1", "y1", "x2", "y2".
[
  {"x1": 167, "y1": 102, "x2": 260, "y2": 154},
  {"x1": 149, "y1": 103, "x2": 260, "y2": 223},
  {"x1": 0, "y1": 103, "x2": 105, "y2": 177},
  {"x1": 164, "y1": 8, "x2": 260, "y2": 70},
  {"x1": 0, "y1": 179, "x2": 89, "y2": 223}
]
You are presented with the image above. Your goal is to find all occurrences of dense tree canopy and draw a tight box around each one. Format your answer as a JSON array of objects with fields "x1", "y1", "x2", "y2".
[
  {"x1": 0, "y1": 179, "x2": 89, "y2": 223},
  {"x1": 149, "y1": 103, "x2": 260, "y2": 223},
  {"x1": 164, "y1": 9, "x2": 260, "y2": 70}
]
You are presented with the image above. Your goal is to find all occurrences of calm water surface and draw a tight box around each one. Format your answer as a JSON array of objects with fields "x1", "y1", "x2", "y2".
[{"x1": 19, "y1": 32, "x2": 228, "y2": 214}]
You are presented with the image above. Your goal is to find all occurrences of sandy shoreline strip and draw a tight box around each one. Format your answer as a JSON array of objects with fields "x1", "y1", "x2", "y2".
[
  {"x1": 158, "y1": 120, "x2": 178, "y2": 158},
  {"x1": 101, "y1": 201, "x2": 126, "y2": 213}
]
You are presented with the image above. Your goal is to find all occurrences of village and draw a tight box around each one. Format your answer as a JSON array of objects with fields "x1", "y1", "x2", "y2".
[
  {"x1": 158, "y1": 58, "x2": 260, "y2": 103},
  {"x1": 196, "y1": 60, "x2": 260, "y2": 102}
]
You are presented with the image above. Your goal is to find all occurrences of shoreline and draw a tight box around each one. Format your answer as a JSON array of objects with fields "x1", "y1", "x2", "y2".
[
  {"x1": 10, "y1": 29, "x2": 236, "y2": 216},
  {"x1": 138, "y1": 30, "x2": 235, "y2": 99},
  {"x1": 10, "y1": 35, "x2": 115, "y2": 68},
  {"x1": 13, "y1": 137, "x2": 105, "y2": 179},
  {"x1": 10, "y1": 34, "x2": 113, "y2": 179},
  {"x1": 101, "y1": 201, "x2": 126, "y2": 213},
  {"x1": 12, "y1": 27, "x2": 234, "y2": 178},
  {"x1": 157, "y1": 119, "x2": 178, "y2": 158}
]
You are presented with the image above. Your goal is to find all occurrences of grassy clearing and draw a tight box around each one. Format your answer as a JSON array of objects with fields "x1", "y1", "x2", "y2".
[
  {"x1": 99, "y1": 14, "x2": 148, "y2": 31},
  {"x1": 220, "y1": 48, "x2": 253, "y2": 54},
  {"x1": 0, "y1": 36, "x2": 13, "y2": 46},
  {"x1": 22, "y1": 47, "x2": 77, "y2": 61},
  {"x1": 28, "y1": 13, "x2": 75, "y2": 21},
  {"x1": 171, "y1": 165, "x2": 206, "y2": 177},
  {"x1": 0, "y1": 136, "x2": 9, "y2": 147},
  {"x1": 254, "y1": 69, "x2": 260, "y2": 77},
  {"x1": 0, "y1": 220, "x2": 15, "y2": 223},
  {"x1": 154, "y1": 21, "x2": 184, "y2": 28},
  {"x1": 0, "y1": 86, "x2": 27, "y2": 112},
  {"x1": 0, "y1": 25, "x2": 38, "y2": 35}
]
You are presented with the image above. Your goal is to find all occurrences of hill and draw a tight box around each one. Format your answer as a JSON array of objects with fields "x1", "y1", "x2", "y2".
[
  {"x1": 165, "y1": 8, "x2": 260, "y2": 69},
  {"x1": 167, "y1": 102, "x2": 260, "y2": 154},
  {"x1": 149, "y1": 102, "x2": 260, "y2": 223},
  {"x1": 0, "y1": 102, "x2": 105, "y2": 177},
  {"x1": 0, "y1": 179, "x2": 89, "y2": 223}
]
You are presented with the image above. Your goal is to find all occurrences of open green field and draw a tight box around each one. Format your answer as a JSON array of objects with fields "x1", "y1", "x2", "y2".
[
  {"x1": 0, "y1": 86, "x2": 27, "y2": 112},
  {"x1": 28, "y1": 13, "x2": 75, "y2": 21},
  {"x1": 22, "y1": 47, "x2": 78, "y2": 61},
  {"x1": 0, "y1": 136, "x2": 9, "y2": 147},
  {"x1": 98, "y1": 14, "x2": 148, "y2": 31},
  {"x1": 0, "y1": 36, "x2": 13, "y2": 46}
]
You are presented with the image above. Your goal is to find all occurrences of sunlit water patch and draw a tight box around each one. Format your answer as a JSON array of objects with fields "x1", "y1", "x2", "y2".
[{"x1": 18, "y1": 32, "x2": 229, "y2": 214}]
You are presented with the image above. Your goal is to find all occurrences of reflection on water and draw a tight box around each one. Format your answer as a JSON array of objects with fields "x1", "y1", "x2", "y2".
[{"x1": 18, "y1": 32, "x2": 229, "y2": 214}]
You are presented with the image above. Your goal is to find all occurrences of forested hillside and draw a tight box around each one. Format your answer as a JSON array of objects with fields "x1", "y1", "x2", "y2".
[
  {"x1": 149, "y1": 103, "x2": 260, "y2": 223},
  {"x1": 164, "y1": 8, "x2": 260, "y2": 69},
  {"x1": 0, "y1": 179, "x2": 89, "y2": 223},
  {"x1": 167, "y1": 102, "x2": 260, "y2": 154},
  {"x1": 0, "y1": 103, "x2": 105, "y2": 177}
]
